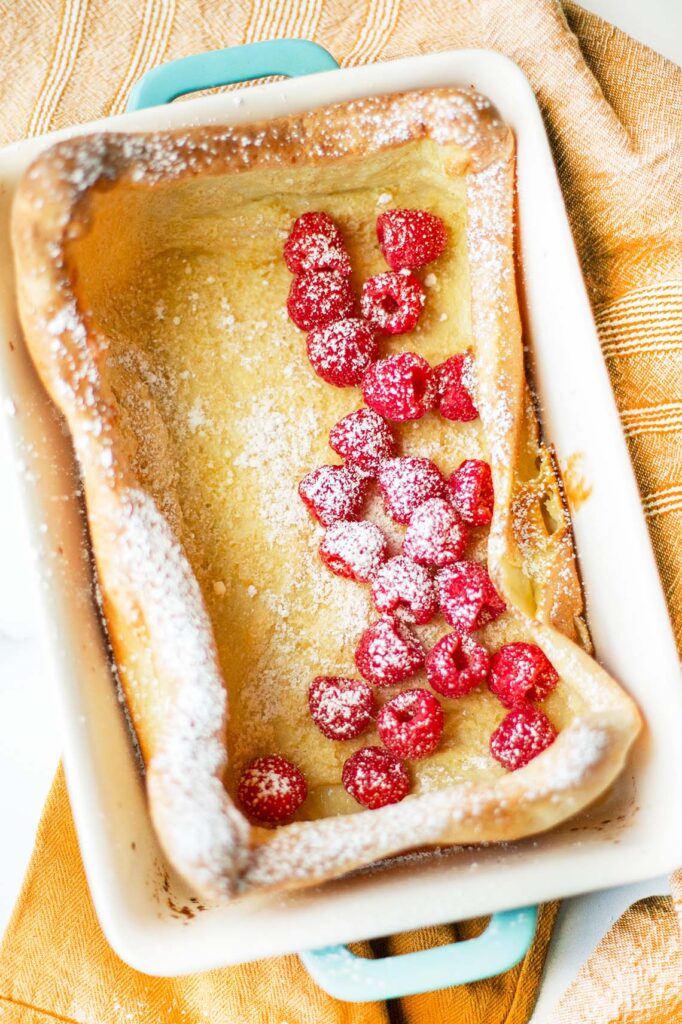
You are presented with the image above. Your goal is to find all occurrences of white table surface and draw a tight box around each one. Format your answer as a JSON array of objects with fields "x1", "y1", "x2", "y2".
[{"x1": 0, "y1": 2, "x2": 678, "y2": 1020}]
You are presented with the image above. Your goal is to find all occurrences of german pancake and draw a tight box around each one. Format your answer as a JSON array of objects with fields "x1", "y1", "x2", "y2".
[{"x1": 11, "y1": 87, "x2": 642, "y2": 901}]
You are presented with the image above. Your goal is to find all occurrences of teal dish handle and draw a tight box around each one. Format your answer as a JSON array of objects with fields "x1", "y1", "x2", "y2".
[
  {"x1": 300, "y1": 906, "x2": 538, "y2": 1002},
  {"x1": 128, "y1": 39, "x2": 539, "y2": 1001},
  {"x1": 127, "y1": 39, "x2": 339, "y2": 110}
]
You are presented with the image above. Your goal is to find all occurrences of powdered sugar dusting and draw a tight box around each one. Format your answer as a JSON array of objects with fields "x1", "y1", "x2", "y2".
[
  {"x1": 112, "y1": 488, "x2": 250, "y2": 895},
  {"x1": 309, "y1": 676, "x2": 374, "y2": 741},
  {"x1": 238, "y1": 719, "x2": 612, "y2": 892},
  {"x1": 329, "y1": 407, "x2": 395, "y2": 471},
  {"x1": 403, "y1": 496, "x2": 469, "y2": 566},
  {"x1": 307, "y1": 318, "x2": 377, "y2": 387},
  {"x1": 355, "y1": 615, "x2": 426, "y2": 688},
  {"x1": 299, "y1": 462, "x2": 369, "y2": 527},
  {"x1": 23, "y1": 88, "x2": 508, "y2": 218},
  {"x1": 283, "y1": 211, "x2": 351, "y2": 275},
  {"x1": 377, "y1": 456, "x2": 445, "y2": 523},
  {"x1": 320, "y1": 520, "x2": 388, "y2": 582},
  {"x1": 233, "y1": 388, "x2": 317, "y2": 543},
  {"x1": 371, "y1": 554, "x2": 438, "y2": 624},
  {"x1": 466, "y1": 160, "x2": 516, "y2": 473}
]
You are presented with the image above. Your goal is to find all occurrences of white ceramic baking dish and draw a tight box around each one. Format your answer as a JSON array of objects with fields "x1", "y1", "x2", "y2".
[{"x1": 1, "y1": 42, "x2": 680, "y2": 989}]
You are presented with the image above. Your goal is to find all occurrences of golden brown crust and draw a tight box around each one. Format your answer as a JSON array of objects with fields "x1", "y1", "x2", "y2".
[{"x1": 11, "y1": 88, "x2": 641, "y2": 900}]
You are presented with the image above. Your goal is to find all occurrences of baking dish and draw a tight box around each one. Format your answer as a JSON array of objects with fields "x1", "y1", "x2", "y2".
[{"x1": 1, "y1": 40, "x2": 681, "y2": 997}]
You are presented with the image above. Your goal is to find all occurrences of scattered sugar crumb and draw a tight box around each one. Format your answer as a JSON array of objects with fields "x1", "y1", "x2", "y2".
[{"x1": 187, "y1": 399, "x2": 207, "y2": 433}]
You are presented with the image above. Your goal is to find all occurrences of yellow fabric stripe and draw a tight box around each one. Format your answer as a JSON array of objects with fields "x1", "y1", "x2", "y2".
[
  {"x1": 603, "y1": 337, "x2": 682, "y2": 360},
  {"x1": 597, "y1": 279, "x2": 682, "y2": 312},
  {"x1": 279, "y1": 0, "x2": 324, "y2": 49},
  {"x1": 620, "y1": 402, "x2": 682, "y2": 437},
  {"x1": 344, "y1": 0, "x2": 401, "y2": 67},
  {"x1": 642, "y1": 484, "x2": 682, "y2": 517},
  {"x1": 597, "y1": 284, "x2": 682, "y2": 363},
  {"x1": 343, "y1": 0, "x2": 384, "y2": 65},
  {"x1": 26, "y1": 0, "x2": 89, "y2": 137},
  {"x1": 246, "y1": 0, "x2": 293, "y2": 45},
  {"x1": 108, "y1": 0, "x2": 176, "y2": 115}
]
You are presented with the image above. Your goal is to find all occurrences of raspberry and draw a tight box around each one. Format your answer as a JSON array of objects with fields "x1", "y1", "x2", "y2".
[
  {"x1": 284, "y1": 212, "x2": 351, "y2": 275},
  {"x1": 306, "y1": 318, "x2": 378, "y2": 387},
  {"x1": 320, "y1": 520, "x2": 388, "y2": 582},
  {"x1": 377, "y1": 688, "x2": 444, "y2": 759},
  {"x1": 432, "y1": 353, "x2": 478, "y2": 421},
  {"x1": 237, "y1": 755, "x2": 307, "y2": 825},
  {"x1": 403, "y1": 497, "x2": 469, "y2": 567},
  {"x1": 448, "y1": 459, "x2": 494, "y2": 526},
  {"x1": 488, "y1": 642, "x2": 560, "y2": 709},
  {"x1": 299, "y1": 464, "x2": 368, "y2": 526},
  {"x1": 436, "y1": 561, "x2": 506, "y2": 632},
  {"x1": 362, "y1": 352, "x2": 436, "y2": 421},
  {"x1": 329, "y1": 408, "x2": 394, "y2": 472},
  {"x1": 376, "y1": 209, "x2": 448, "y2": 270},
  {"x1": 355, "y1": 615, "x2": 425, "y2": 688},
  {"x1": 377, "y1": 456, "x2": 444, "y2": 523},
  {"x1": 425, "y1": 632, "x2": 490, "y2": 699},
  {"x1": 308, "y1": 675, "x2": 374, "y2": 741},
  {"x1": 371, "y1": 555, "x2": 438, "y2": 624},
  {"x1": 287, "y1": 271, "x2": 355, "y2": 331},
  {"x1": 361, "y1": 272, "x2": 426, "y2": 335},
  {"x1": 490, "y1": 706, "x2": 557, "y2": 771},
  {"x1": 342, "y1": 746, "x2": 410, "y2": 809}
]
